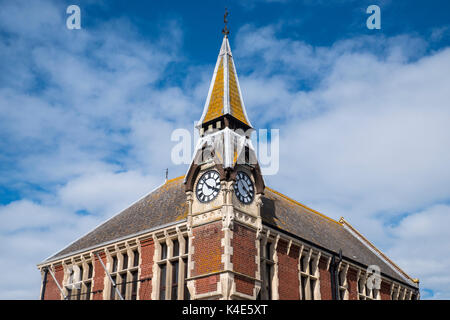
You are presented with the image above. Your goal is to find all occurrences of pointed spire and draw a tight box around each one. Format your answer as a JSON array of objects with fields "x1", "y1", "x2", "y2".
[{"x1": 197, "y1": 19, "x2": 253, "y2": 131}]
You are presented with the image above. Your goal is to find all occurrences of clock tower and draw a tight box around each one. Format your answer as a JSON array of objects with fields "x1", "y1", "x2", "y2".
[{"x1": 184, "y1": 33, "x2": 265, "y2": 300}]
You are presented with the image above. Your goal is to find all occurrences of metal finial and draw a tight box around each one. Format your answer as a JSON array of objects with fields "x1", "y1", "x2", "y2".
[
  {"x1": 165, "y1": 168, "x2": 168, "y2": 181},
  {"x1": 222, "y1": 8, "x2": 230, "y2": 36}
]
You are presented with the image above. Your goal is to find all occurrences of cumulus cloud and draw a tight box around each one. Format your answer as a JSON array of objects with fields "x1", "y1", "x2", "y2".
[
  {"x1": 1, "y1": 1, "x2": 449, "y2": 300},
  {"x1": 235, "y1": 24, "x2": 450, "y2": 298},
  {"x1": 0, "y1": 0, "x2": 200, "y2": 299}
]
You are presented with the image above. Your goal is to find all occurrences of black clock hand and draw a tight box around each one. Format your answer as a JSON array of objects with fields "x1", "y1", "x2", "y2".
[
  {"x1": 205, "y1": 180, "x2": 220, "y2": 192},
  {"x1": 238, "y1": 180, "x2": 249, "y2": 195},
  {"x1": 242, "y1": 182, "x2": 250, "y2": 194}
]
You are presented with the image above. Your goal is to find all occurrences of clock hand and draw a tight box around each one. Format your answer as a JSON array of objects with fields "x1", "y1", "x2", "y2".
[
  {"x1": 238, "y1": 180, "x2": 249, "y2": 195},
  {"x1": 205, "y1": 180, "x2": 220, "y2": 192},
  {"x1": 242, "y1": 182, "x2": 250, "y2": 194}
]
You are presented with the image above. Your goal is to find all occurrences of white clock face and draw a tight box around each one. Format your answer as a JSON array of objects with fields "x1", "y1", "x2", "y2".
[
  {"x1": 196, "y1": 170, "x2": 220, "y2": 203},
  {"x1": 234, "y1": 171, "x2": 254, "y2": 204}
]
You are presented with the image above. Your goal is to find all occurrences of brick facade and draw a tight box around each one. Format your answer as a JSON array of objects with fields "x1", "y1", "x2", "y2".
[
  {"x1": 277, "y1": 240, "x2": 301, "y2": 300},
  {"x1": 318, "y1": 257, "x2": 333, "y2": 300},
  {"x1": 92, "y1": 251, "x2": 106, "y2": 300},
  {"x1": 347, "y1": 267, "x2": 359, "y2": 300},
  {"x1": 231, "y1": 224, "x2": 257, "y2": 296},
  {"x1": 43, "y1": 264, "x2": 64, "y2": 300},
  {"x1": 380, "y1": 280, "x2": 392, "y2": 300},
  {"x1": 138, "y1": 238, "x2": 154, "y2": 300},
  {"x1": 192, "y1": 221, "x2": 224, "y2": 294}
]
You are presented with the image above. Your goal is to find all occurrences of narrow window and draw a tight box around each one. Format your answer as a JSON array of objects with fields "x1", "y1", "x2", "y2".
[
  {"x1": 112, "y1": 256, "x2": 118, "y2": 273},
  {"x1": 300, "y1": 256, "x2": 306, "y2": 272},
  {"x1": 183, "y1": 258, "x2": 190, "y2": 300},
  {"x1": 171, "y1": 261, "x2": 179, "y2": 300},
  {"x1": 161, "y1": 243, "x2": 167, "y2": 260},
  {"x1": 120, "y1": 273, "x2": 127, "y2": 299},
  {"x1": 266, "y1": 263, "x2": 272, "y2": 300},
  {"x1": 159, "y1": 264, "x2": 167, "y2": 300},
  {"x1": 131, "y1": 271, "x2": 138, "y2": 300},
  {"x1": 122, "y1": 253, "x2": 128, "y2": 270},
  {"x1": 262, "y1": 242, "x2": 273, "y2": 300},
  {"x1": 85, "y1": 282, "x2": 91, "y2": 300},
  {"x1": 310, "y1": 278, "x2": 316, "y2": 300},
  {"x1": 173, "y1": 240, "x2": 180, "y2": 257},
  {"x1": 184, "y1": 237, "x2": 189, "y2": 254},
  {"x1": 133, "y1": 250, "x2": 139, "y2": 267},
  {"x1": 110, "y1": 275, "x2": 116, "y2": 300},
  {"x1": 79, "y1": 266, "x2": 84, "y2": 282},
  {"x1": 88, "y1": 263, "x2": 93, "y2": 279},
  {"x1": 308, "y1": 258, "x2": 314, "y2": 275},
  {"x1": 301, "y1": 276, "x2": 307, "y2": 300}
]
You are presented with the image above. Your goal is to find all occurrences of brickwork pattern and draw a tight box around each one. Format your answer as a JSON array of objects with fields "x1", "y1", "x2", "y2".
[
  {"x1": 43, "y1": 264, "x2": 64, "y2": 300},
  {"x1": 276, "y1": 240, "x2": 301, "y2": 300},
  {"x1": 139, "y1": 238, "x2": 155, "y2": 300},
  {"x1": 318, "y1": 256, "x2": 332, "y2": 300}
]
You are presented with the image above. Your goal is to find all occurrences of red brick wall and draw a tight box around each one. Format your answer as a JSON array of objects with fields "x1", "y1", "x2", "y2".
[
  {"x1": 347, "y1": 267, "x2": 358, "y2": 300},
  {"x1": 380, "y1": 280, "x2": 391, "y2": 300},
  {"x1": 318, "y1": 257, "x2": 332, "y2": 300},
  {"x1": 195, "y1": 275, "x2": 220, "y2": 294},
  {"x1": 92, "y1": 251, "x2": 106, "y2": 300},
  {"x1": 139, "y1": 238, "x2": 155, "y2": 300},
  {"x1": 44, "y1": 264, "x2": 64, "y2": 300},
  {"x1": 277, "y1": 240, "x2": 300, "y2": 300},
  {"x1": 192, "y1": 221, "x2": 224, "y2": 275},
  {"x1": 231, "y1": 224, "x2": 257, "y2": 296},
  {"x1": 192, "y1": 221, "x2": 224, "y2": 294}
]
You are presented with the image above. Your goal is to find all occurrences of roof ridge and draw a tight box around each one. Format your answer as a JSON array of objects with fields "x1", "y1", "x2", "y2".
[
  {"x1": 265, "y1": 187, "x2": 341, "y2": 225},
  {"x1": 165, "y1": 175, "x2": 185, "y2": 184}
]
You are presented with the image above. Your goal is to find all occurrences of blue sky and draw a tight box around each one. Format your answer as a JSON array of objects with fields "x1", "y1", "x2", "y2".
[{"x1": 1, "y1": 0, "x2": 450, "y2": 299}]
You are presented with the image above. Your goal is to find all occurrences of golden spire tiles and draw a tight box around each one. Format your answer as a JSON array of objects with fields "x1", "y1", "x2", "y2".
[{"x1": 198, "y1": 36, "x2": 252, "y2": 128}]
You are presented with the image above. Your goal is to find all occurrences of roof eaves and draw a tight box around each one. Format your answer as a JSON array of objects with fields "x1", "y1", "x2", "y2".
[{"x1": 38, "y1": 219, "x2": 188, "y2": 267}]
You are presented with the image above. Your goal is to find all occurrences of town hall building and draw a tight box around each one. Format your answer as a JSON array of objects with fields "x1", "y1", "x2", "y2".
[{"x1": 37, "y1": 31, "x2": 420, "y2": 301}]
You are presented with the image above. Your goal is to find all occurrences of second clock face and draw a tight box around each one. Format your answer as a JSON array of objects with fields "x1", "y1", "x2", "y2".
[
  {"x1": 234, "y1": 171, "x2": 255, "y2": 204},
  {"x1": 196, "y1": 170, "x2": 220, "y2": 203}
]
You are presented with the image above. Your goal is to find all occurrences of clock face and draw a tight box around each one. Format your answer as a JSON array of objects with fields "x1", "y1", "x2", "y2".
[
  {"x1": 196, "y1": 170, "x2": 220, "y2": 203},
  {"x1": 234, "y1": 171, "x2": 254, "y2": 204}
]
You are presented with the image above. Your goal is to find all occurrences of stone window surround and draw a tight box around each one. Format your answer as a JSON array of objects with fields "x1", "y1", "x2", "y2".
[
  {"x1": 259, "y1": 235, "x2": 274, "y2": 300},
  {"x1": 337, "y1": 263, "x2": 349, "y2": 300},
  {"x1": 260, "y1": 225, "x2": 417, "y2": 301},
  {"x1": 153, "y1": 227, "x2": 189, "y2": 300},
  {"x1": 38, "y1": 221, "x2": 417, "y2": 300},
  {"x1": 356, "y1": 269, "x2": 380, "y2": 300},
  {"x1": 62, "y1": 256, "x2": 94, "y2": 300},
  {"x1": 298, "y1": 246, "x2": 321, "y2": 300},
  {"x1": 105, "y1": 243, "x2": 140, "y2": 300},
  {"x1": 391, "y1": 283, "x2": 414, "y2": 300}
]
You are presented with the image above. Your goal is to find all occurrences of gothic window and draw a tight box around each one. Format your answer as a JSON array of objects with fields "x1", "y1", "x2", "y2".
[
  {"x1": 357, "y1": 273, "x2": 379, "y2": 300},
  {"x1": 65, "y1": 261, "x2": 93, "y2": 300},
  {"x1": 299, "y1": 250, "x2": 319, "y2": 300},
  {"x1": 157, "y1": 237, "x2": 189, "y2": 300},
  {"x1": 109, "y1": 249, "x2": 140, "y2": 300},
  {"x1": 337, "y1": 265, "x2": 349, "y2": 300}
]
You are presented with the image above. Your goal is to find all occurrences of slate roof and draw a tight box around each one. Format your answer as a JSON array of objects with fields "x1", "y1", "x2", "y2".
[
  {"x1": 44, "y1": 176, "x2": 188, "y2": 262},
  {"x1": 43, "y1": 176, "x2": 417, "y2": 288}
]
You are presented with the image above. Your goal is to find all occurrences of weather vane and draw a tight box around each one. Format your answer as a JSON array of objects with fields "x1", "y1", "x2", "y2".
[{"x1": 222, "y1": 8, "x2": 230, "y2": 36}]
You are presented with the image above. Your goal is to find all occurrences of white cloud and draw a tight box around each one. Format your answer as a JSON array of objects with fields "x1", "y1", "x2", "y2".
[
  {"x1": 1, "y1": 2, "x2": 449, "y2": 300},
  {"x1": 0, "y1": 0, "x2": 197, "y2": 299},
  {"x1": 235, "y1": 25, "x2": 450, "y2": 298}
]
